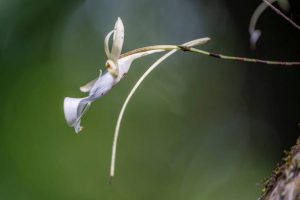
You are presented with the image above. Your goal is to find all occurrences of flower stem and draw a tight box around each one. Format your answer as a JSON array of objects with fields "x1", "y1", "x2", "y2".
[
  {"x1": 121, "y1": 44, "x2": 300, "y2": 66},
  {"x1": 183, "y1": 47, "x2": 300, "y2": 65}
]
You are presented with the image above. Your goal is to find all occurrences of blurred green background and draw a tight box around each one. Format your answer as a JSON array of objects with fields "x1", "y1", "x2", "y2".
[{"x1": 1, "y1": 0, "x2": 300, "y2": 199}]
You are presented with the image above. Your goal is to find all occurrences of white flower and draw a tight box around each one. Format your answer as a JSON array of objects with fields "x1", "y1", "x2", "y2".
[
  {"x1": 64, "y1": 17, "x2": 210, "y2": 134},
  {"x1": 63, "y1": 18, "x2": 168, "y2": 133}
]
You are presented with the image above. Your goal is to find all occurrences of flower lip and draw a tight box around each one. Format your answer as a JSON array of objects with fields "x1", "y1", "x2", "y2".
[
  {"x1": 64, "y1": 97, "x2": 82, "y2": 126},
  {"x1": 63, "y1": 97, "x2": 92, "y2": 133}
]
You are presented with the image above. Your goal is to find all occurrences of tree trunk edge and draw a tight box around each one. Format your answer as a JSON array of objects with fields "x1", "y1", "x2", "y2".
[{"x1": 260, "y1": 137, "x2": 300, "y2": 200}]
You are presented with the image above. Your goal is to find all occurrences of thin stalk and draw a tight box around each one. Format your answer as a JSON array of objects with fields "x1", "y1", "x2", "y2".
[
  {"x1": 182, "y1": 47, "x2": 300, "y2": 65},
  {"x1": 121, "y1": 45, "x2": 300, "y2": 66},
  {"x1": 110, "y1": 38, "x2": 210, "y2": 181}
]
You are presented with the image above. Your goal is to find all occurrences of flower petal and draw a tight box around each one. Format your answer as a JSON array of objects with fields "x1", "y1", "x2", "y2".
[
  {"x1": 250, "y1": 30, "x2": 261, "y2": 49},
  {"x1": 104, "y1": 30, "x2": 114, "y2": 58},
  {"x1": 63, "y1": 97, "x2": 91, "y2": 133},
  {"x1": 88, "y1": 71, "x2": 116, "y2": 98},
  {"x1": 80, "y1": 78, "x2": 98, "y2": 93},
  {"x1": 110, "y1": 17, "x2": 124, "y2": 62}
]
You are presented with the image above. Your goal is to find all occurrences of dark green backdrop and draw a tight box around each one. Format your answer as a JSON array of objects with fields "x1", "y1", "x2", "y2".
[{"x1": 1, "y1": 0, "x2": 300, "y2": 199}]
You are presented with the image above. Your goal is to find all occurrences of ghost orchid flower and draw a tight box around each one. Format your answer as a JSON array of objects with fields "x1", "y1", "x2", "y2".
[{"x1": 63, "y1": 17, "x2": 210, "y2": 134}]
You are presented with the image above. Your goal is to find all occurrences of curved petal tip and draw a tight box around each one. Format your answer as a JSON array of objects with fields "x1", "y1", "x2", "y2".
[
  {"x1": 64, "y1": 97, "x2": 89, "y2": 133},
  {"x1": 250, "y1": 30, "x2": 261, "y2": 49}
]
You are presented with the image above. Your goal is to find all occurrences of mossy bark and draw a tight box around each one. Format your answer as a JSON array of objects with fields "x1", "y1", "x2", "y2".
[{"x1": 260, "y1": 137, "x2": 300, "y2": 200}]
